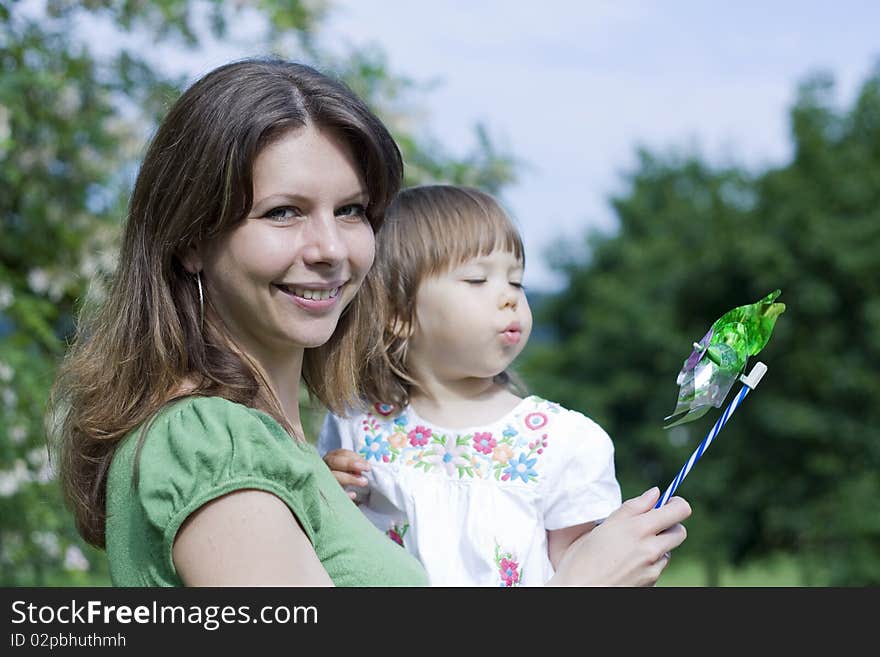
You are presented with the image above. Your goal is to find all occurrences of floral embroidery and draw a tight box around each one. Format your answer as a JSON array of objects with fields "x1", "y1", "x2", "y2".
[
  {"x1": 423, "y1": 433, "x2": 472, "y2": 476},
  {"x1": 502, "y1": 453, "x2": 538, "y2": 483},
  {"x1": 495, "y1": 543, "x2": 522, "y2": 587},
  {"x1": 360, "y1": 434, "x2": 391, "y2": 462},
  {"x1": 387, "y1": 522, "x2": 409, "y2": 547},
  {"x1": 388, "y1": 432, "x2": 408, "y2": 449},
  {"x1": 473, "y1": 431, "x2": 496, "y2": 454},
  {"x1": 524, "y1": 412, "x2": 548, "y2": 430},
  {"x1": 355, "y1": 396, "x2": 557, "y2": 484},
  {"x1": 408, "y1": 426, "x2": 431, "y2": 447},
  {"x1": 492, "y1": 443, "x2": 514, "y2": 463},
  {"x1": 374, "y1": 402, "x2": 395, "y2": 416}
]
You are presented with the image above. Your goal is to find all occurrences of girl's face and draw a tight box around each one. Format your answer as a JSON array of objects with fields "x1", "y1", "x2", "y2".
[
  {"x1": 407, "y1": 249, "x2": 533, "y2": 384},
  {"x1": 195, "y1": 125, "x2": 375, "y2": 366}
]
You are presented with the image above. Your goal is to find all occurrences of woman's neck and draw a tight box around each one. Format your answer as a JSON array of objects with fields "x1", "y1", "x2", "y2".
[
  {"x1": 174, "y1": 345, "x2": 305, "y2": 436},
  {"x1": 259, "y1": 353, "x2": 304, "y2": 434}
]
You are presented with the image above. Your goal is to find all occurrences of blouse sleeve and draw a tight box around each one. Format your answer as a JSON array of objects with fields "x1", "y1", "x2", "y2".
[
  {"x1": 540, "y1": 408, "x2": 623, "y2": 530},
  {"x1": 133, "y1": 397, "x2": 322, "y2": 577},
  {"x1": 317, "y1": 410, "x2": 349, "y2": 456}
]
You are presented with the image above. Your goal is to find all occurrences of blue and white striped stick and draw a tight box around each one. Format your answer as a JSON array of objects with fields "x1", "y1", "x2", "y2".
[{"x1": 655, "y1": 361, "x2": 768, "y2": 508}]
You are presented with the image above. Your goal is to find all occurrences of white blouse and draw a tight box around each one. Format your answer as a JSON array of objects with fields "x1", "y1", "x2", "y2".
[{"x1": 317, "y1": 395, "x2": 622, "y2": 586}]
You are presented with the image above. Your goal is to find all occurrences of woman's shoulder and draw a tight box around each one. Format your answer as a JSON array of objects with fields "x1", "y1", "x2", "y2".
[{"x1": 111, "y1": 395, "x2": 310, "y2": 489}]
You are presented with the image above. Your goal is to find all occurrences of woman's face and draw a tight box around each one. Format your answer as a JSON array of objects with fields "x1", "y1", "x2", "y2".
[{"x1": 197, "y1": 124, "x2": 375, "y2": 366}]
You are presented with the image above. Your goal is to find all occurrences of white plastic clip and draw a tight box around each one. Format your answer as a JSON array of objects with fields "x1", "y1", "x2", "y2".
[{"x1": 739, "y1": 361, "x2": 768, "y2": 389}]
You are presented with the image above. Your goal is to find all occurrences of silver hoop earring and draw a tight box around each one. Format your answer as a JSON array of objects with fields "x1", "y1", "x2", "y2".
[{"x1": 196, "y1": 272, "x2": 204, "y2": 331}]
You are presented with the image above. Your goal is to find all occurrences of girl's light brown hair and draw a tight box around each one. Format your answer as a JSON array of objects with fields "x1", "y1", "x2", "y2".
[
  {"x1": 47, "y1": 58, "x2": 403, "y2": 548},
  {"x1": 359, "y1": 184, "x2": 526, "y2": 409}
]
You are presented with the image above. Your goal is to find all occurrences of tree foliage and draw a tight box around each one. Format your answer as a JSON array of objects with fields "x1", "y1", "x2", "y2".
[
  {"x1": 520, "y1": 64, "x2": 880, "y2": 585},
  {"x1": 0, "y1": 0, "x2": 515, "y2": 585}
]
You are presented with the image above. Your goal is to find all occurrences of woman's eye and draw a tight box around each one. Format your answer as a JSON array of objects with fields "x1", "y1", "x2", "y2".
[
  {"x1": 510, "y1": 281, "x2": 525, "y2": 289},
  {"x1": 264, "y1": 206, "x2": 301, "y2": 222},
  {"x1": 336, "y1": 203, "x2": 367, "y2": 220},
  {"x1": 464, "y1": 279, "x2": 486, "y2": 285}
]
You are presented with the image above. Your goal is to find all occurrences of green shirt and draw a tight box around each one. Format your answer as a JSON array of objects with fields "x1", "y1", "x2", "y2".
[{"x1": 105, "y1": 396, "x2": 428, "y2": 587}]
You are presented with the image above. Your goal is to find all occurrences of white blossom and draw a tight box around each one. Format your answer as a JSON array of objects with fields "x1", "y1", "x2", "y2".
[
  {"x1": 0, "y1": 284, "x2": 12, "y2": 310},
  {"x1": 2, "y1": 387, "x2": 17, "y2": 409},
  {"x1": 0, "y1": 104, "x2": 9, "y2": 158},
  {"x1": 9, "y1": 425, "x2": 27, "y2": 445},
  {"x1": 64, "y1": 546, "x2": 90, "y2": 572},
  {"x1": 57, "y1": 85, "x2": 82, "y2": 118},
  {"x1": 0, "y1": 460, "x2": 28, "y2": 497},
  {"x1": 32, "y1": 531, "x2": 61, "y2": 559},
  {"x1": 27, "y1": 268, "x2": 50, "y2": 294},
  {"x1": 0, "y1": 360, "x2": 12, "y2": 382}
]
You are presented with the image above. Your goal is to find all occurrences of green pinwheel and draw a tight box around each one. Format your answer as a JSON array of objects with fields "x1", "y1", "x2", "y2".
[{"x1": 664, "y1": 289, "x2": 786, "y2": 428}]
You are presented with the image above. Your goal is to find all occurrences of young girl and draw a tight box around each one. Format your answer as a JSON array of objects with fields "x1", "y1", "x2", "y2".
[{"x1": 319, "y1": 184, "x2": 685, "y2": 586}]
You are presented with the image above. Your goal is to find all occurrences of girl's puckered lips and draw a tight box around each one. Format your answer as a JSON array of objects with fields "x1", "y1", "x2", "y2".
[{"x1": 500, "y1": 322, "x2": 522, "y2": 345}]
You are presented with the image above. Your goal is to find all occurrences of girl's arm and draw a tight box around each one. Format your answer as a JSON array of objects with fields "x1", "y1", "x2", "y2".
[
  {"x1": 547, "y1": 521, "x2": 597, "y2": 570},
  {"x1": 172, "y1": 489, "x2": 334, "y2": 586}
]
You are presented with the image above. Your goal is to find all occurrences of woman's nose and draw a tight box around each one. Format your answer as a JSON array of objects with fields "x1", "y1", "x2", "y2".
[{"x1": 301, "y1": 214, "x2": 344, "y2": 266}]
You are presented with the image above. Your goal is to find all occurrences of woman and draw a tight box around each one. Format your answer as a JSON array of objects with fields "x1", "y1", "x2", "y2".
[{"x1": 48, "y1": 58, "x2": 689, "y2": 586}]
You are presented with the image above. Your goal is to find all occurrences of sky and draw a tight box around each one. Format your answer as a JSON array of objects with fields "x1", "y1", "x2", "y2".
[
  {"x1": 317, "y1": 1, "x2": 880, "y2": 291},
  {"x1": 72, "y1": 1, "x2": 880, "y2": 291}
]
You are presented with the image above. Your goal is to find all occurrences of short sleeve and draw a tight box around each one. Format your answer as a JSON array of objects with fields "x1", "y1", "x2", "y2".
[
  {"x1": 133, "y1": 397, "x2": 321, "y2": 577},
  {"x1": 317, "y1": 411, "x2": 344, "y2": 456},
  {"x1": 317, "y1": 409, "x2": 362, "y2": 456},
  {"x1": 541, "y1": 408, "x2": 622, "y2": 530}
]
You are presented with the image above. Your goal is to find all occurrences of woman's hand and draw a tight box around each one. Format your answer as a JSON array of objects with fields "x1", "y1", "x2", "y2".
[
  {"x1": 547, "y1": 487, "x2": 691, "y2": 587},
  {"x1": 323, "y1": 448, "x2": 370, "y2": 501}
]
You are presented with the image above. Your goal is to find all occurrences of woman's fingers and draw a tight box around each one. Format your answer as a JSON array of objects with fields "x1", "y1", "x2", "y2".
[
  {"x1": 643, "y1": 496, "x2": 692, "y2": 535},
  {"x1": 654, "y1": 522, "x2": 688, "y2": 555}
]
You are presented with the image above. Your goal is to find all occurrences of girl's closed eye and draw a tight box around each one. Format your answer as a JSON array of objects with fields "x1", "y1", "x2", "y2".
[
  {"x1": 463, "y1": 278, "x2": 487, "y2": 285},
  {"x1": 510, "y1": 281, "x2": 525, "y2": 290}
]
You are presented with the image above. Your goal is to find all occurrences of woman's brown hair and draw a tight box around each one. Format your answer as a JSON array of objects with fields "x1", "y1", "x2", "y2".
[
  {"x1": 47, "y1": 58, "x2": 403, "y2": 548},
  {"x1": 358, "y1": 184, "x2": 527, "y2": 411}
]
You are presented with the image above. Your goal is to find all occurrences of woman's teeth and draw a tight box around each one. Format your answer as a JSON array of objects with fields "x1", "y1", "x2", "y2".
[{"x1": 278, "y1": 285, "x2": 341, "y2": 300}]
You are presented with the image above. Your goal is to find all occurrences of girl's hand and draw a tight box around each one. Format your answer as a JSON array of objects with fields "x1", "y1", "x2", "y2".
[
  {"x1": 323, "y1": 449, "x2": 371, "y2": 501},
  {"x1": 547, "y1": 487, "x2": 691, "y2": 587}
]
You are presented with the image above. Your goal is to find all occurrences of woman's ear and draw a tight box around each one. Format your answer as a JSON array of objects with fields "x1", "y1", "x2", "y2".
[{"x1": 180, "y1": 242, "x2": 203, "y2": 274}]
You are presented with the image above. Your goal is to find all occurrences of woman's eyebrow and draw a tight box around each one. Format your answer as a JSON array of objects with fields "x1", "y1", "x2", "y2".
[{"x1": 251, "y1": 189, "x2": 368, "y2": 208}]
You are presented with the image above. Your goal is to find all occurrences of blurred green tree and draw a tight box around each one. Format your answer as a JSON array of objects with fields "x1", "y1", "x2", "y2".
[
  {"x1": 0, "y1": 0, "x2": 515, "y2": 585},
  {"x1": 520, "y1": 64, "x2": 880, "y2": 585}
]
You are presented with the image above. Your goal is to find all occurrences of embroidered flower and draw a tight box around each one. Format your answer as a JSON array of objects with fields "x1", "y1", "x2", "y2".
[
  {"x1": 387, "y1": 522, "x2": 409, "y2": 547},
  {"x1": 499, "y1": 557, "x2": 521, "y2": 587},
  {"x1": 388, "y1": 431, "x2": 408, "y2": 449},
  {"x1": 374, "y1": 402, "x2": 395, "y2": 416},
  {"x1": 503, "y1": 453, "x2": 538, "y2": 483},
  {"x1": 393, "y1": 414, "x2": 409, "y2": 427},
  {"x1": 472, "y1": 431, "x2": 496, "y2": 454},
  {"x1": 424, "y1": 435, "x2": 471, "y2": 476},
  {"x1": 491, "y1": 443, "x2": 514, "y2": 464},
  {"x1": 408, "y1": 425, "x2": 432, "y2": 447},
  {"x1": 524, "y1": 412, "x2": 548, "y2": 430},
  {"x1": 494, "y1": 542, "x2": 522, "y2": 587},
  {"x1": 360, "y1": 434, "x2": 391, "y2": 462}
]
